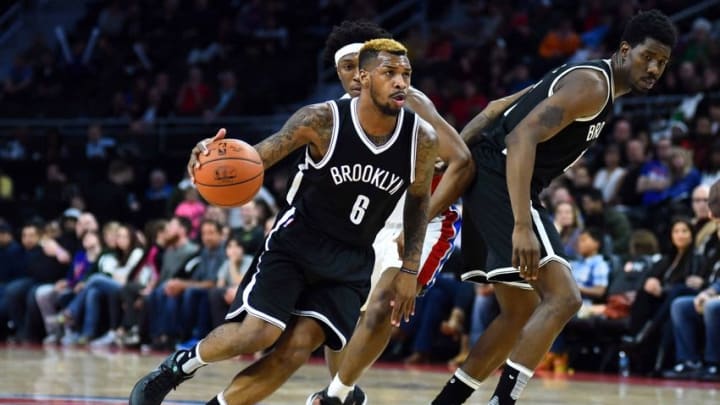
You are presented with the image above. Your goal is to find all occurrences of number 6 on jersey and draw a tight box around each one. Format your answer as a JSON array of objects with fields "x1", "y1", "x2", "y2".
[{"x1": 350, "y1": 195, "x2": 370, "y2": 225}]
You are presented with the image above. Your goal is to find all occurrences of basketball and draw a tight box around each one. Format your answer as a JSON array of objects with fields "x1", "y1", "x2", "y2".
[{"x1": 193, "y1": 138, "x2": 264, "y2": 207}]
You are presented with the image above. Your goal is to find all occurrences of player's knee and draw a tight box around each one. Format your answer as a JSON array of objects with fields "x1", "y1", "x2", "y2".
[
  {"x1": 365, "y1": 288, "x2": 393, "y2": 329},
  {"x1": 273, "y1": 333, "x2": 316, "y2": 367},
  {"x1": 544, "y1": 289, "x2": 582, "y2": 320}
]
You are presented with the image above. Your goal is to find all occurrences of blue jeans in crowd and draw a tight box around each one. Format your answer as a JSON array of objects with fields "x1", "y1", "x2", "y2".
[
  {"x1": 2, "y1": 277, "x2": 35, "y2": 336},
  {"x1": 67, "y1": 274, "x2": 122, "y2": 338},
  {"x1": 671, "y1": 295, "x2": 720, "y2": 365},
  {"x1": 181, "y1": 287, "x2": 211, "y2": 339}
]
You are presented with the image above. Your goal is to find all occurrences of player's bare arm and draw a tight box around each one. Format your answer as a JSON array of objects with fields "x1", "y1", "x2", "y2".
[
  {"x1": 506, "y1": 70, "x2": 608, "y2": 280},
  {"x1": 390, "y1": 121, "x2": 438, "y2": 326},
  {"x1": 187, "y1": 103, "x2": 333, "y2": 179},
  {"x1": 460, "y1": 85, "x2": 532, "y2": 146},
  {"x1": 253, "y1": 103, "x2": 333, "y2": 168},
  {"x1": 407, "y1": 87, "x2": 474, "y2": 219}
]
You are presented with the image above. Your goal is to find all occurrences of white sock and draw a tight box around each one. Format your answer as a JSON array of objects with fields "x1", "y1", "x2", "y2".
[
  {"x1": 454, "y1": 368, "x2": 483, "y2": 390},
  {"x1": 216, "y1": 391, "x2": 228, "y2": 405},
  {"x1": 327, "y1": 374, "x2": 354, "y2": 401},
  {"x1": 179, "y1": 339, "x2": 208, "y2": 374}
]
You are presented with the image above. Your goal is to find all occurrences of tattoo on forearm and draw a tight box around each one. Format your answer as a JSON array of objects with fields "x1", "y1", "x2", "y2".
[
  {"x1": 403, "y1": 127, "x2": 436, "y2": 267},
  {"x1": 538, "y1": 105, "x2": 564, "y2": 130},
  {"x1": 403, "y1": 191, "x2": 429, "y2": 268},
  {"x1": 254, "y1": 104, "x2": 333, "y2": 168}
]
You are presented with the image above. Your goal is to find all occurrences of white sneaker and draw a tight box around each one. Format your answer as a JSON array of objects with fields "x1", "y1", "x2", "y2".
[
  {"x1": 90, "y1": 331, "x2": 117, "y2": 347},
  {"x1": 61, "y1": 331, "x2": 80, "y2": 346},
  {"x1": 42, "y1": 334, "x2": 60, "y2": 345}
]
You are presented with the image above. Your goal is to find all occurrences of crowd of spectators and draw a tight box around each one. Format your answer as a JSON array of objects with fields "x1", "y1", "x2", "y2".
[{"x1": 1, "y1": 0, "x2": 720, "y2": 383}]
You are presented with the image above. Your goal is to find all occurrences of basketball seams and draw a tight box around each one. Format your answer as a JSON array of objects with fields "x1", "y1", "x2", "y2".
[
  {"x1": 197, "y1": 156, "x2": 263, "y2": 165},
  {"x1": 194, "y1": 171, "x2": 264, "y2": 187}
]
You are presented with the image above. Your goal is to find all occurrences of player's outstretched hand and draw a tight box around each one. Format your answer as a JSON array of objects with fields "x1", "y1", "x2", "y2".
[
  {"x1": 512, "y1": 225, "x2": 540, "y2": 281},
  {"x1": 187, "y1": 128, "x2": 227, "y2": 183},
  {"x1": 390, "y1": 271, "x2": 416, "y2": 327}
]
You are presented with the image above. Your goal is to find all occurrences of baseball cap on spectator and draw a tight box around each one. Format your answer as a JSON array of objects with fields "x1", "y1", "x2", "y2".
[{"x1": 63, "y1": 208, "x2": 82, "y2": 220}]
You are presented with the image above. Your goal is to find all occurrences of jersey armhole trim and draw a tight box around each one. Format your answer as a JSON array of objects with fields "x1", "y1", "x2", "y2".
[
  {"x1": 305, "y1": 100, "x2": 340, "y2": 169},
  {"x1": 410, "y1": 115, "x2": 420, "y2": 183},
  {"x1": 547, "y1": 65, "x2": 611, "y2": 122}
]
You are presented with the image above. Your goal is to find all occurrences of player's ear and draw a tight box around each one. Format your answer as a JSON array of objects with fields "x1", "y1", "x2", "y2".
[
  {"x1": 619, "y1": 41, "x2": 631, "y2": 58},
  {"x1": 359, "y1": 69, "x2": 370, "y2": 87}
]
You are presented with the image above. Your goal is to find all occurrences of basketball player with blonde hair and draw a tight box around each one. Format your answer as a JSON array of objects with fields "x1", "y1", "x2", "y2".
[{"x1": 130, "y1": 38, "x2": 438, "y2": 405}]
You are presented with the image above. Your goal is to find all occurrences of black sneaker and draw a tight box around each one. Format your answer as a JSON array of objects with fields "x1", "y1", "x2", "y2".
[
  {"x1": 662, "y1": 361, "x2": 702, "y2": 380},
  {"x1": 305, "y1": 386, "x2": 367, "y2": 405},
  {"x1": 129, "y1": 351, "x2": 196, "y2": 405},
  {"x1": 700, "y1": 364, "x2": 720, "y2": 382}
]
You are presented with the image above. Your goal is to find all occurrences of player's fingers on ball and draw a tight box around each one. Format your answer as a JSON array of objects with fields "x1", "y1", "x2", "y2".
[{"x1": 213, "y1": 128, "x2": 227, "y2": 141}]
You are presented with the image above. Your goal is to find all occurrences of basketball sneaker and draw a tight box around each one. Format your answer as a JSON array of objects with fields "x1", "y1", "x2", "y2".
[
  {"x1": 129, "y1": 351, "x2": 196, "y2": 405},
  {"x1": 305, "y1": 386, "x2": 367, "y2": 405}
]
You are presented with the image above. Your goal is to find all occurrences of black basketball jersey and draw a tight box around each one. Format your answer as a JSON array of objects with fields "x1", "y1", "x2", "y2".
[
  {"x1": 285, "y1": 97, "x2": 419, "y2": 247},
  {"x1": 481, "y1": 59, "x2": 614, "y2": 192}
]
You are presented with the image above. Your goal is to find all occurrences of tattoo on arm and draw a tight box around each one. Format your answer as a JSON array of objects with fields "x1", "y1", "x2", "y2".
[
  {"x1": 254, "y1": 104, "x2": 333, "y2": 169},
  {"x1": 537, "y1": 105, "x2": 564, "y2": 130},
  {"x1": 402, "y1": 125, "x2": 437, "y2": 269}
]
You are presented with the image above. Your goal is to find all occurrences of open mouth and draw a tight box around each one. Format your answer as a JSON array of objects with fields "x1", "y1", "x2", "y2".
[{"x1": 391, "y1": 93, "x2": 406, "y2": 106}]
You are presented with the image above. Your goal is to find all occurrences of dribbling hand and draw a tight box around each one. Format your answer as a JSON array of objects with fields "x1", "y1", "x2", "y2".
[
  {"x1": 187, "y1": 128, "x2": 227, "y2": 183},
  {"x1": 512, "y1": 225, "x2": 540, "y2": 281},
  {"x1": 390, "y1": 271, "x2": 416, "y2": 327}
]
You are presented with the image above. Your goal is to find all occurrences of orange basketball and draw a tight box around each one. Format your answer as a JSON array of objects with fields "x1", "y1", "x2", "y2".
[{"x1": 193, "y1": 138, "x2": 264, "y2": 207}]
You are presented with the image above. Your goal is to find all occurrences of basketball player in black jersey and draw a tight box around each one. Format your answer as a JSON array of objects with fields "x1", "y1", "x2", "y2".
[
  {"x1": 129, "y1": 39, "x2": 438, "y2": 405},
  {"x1": 431, "y1": 10, "x2": 677, "y2": 405}
]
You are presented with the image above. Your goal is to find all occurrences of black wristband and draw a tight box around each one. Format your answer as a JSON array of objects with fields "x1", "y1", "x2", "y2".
[{"x1": 400, "y1": 266, "x2": 419, "y2": 275}]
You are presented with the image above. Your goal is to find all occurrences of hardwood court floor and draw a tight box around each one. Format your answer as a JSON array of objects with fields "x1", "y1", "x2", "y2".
[{"x1": 1, "y1": 345, "x2": 719, "y2": 404}]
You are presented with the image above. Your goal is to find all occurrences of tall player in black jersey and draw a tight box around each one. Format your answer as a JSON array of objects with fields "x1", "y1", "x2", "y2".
[
  {"x1": 129, "y1": 39, "x2": 438, "y2": 405},
  {"x1": 432, "y1": 10, "x2": 676, "y2": 405}
]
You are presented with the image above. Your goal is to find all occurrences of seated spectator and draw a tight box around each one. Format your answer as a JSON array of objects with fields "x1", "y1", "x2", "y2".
[
  {"x1": 88, "y1": 224, "x2": 146, "y2": 346},
  {"x1": 85, "y1": 124, "x2": 116, "y2": 160},
  {"x1": 664, "y1": 280, "x2": 720, "y2": 381},
  {"x1": 119, "y1": 219, "x2": 167, "y2": 347},
  {"x1": 626, "y1": 218, "x2": 708, "y2": 373},
  {"x1": 638, "y1": 137, "x2": 672, "y2": 207},
  {"x1": 36, "y1": 230, "x2": 101, "y2": 344},
  {"x1": 203, "y1": 70, "x2": 242, "y2": 122},
  {"x1": 581, "y1": 188, "x2": 632, "y2": 256},
  {"x1": 541, "y1": 228, "x2": 610, "y2": 373},
  {"x1": 4, "y1": 223, "x2": 69, "y2": 342},
  {"x1": 663, "y1": 147, "x2": 701, "y2": 204},
  {"x1": 228, "y1": 200, "x2": 265, "y2": 254},
  {"x1": 538, "y1": 18, "x2": 581, "y2": 62},
  {"x1": 174, "y1": 188, "x2": 206, "y2": 241},
  {"x1": 146, "y1": 216, "x2": 199, "y2": 350},
  {"x1": 700, "y1": 141, "x2": 720, "y2": 186},
  {"x1": 208, "y1": 235, "x2": 252, "y2": 329},
  {"x1": 144, "y1": 169, "x2": 173, "y2": 219},
  {"x1": 0, "y1": 221, "x2": 24, "y2": 340},
  {"x1": 175, "y1": 66, "x2": 212, "y2": 116},
  {"x1": 553, "y1": 201, "x2": 584, "y2": 260},
  {"x1": 593, "y1": 144, "x2": 626, "y2": 204},
  {"x1": 173, "y1": 220, "x2": 225, "y2": 349},
  {"x1": 691, "y1": 184, "x2": 714, "y2": 247}
]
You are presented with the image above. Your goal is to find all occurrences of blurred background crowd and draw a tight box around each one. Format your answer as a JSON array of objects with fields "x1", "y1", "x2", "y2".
[{"x1": 1, "y1": 0, "x2": 720, "y2": 382}]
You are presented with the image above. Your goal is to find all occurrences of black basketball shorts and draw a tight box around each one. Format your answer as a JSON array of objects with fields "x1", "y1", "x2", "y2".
[
  {"x1": 225, "y1": 207, "x2": 373, "y2": 350},
  {"x1": 461, "y1": 158, "x2": 570, "y2": 290}
]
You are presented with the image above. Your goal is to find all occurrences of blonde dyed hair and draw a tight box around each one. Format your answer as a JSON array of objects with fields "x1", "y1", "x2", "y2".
[
  {"x1": 358, "y1": 38, "x2": 408, "y2": 68},
  {"x1": 360, "y1": 38, "x2": 407, "y2": 54}
]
